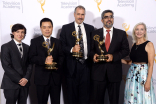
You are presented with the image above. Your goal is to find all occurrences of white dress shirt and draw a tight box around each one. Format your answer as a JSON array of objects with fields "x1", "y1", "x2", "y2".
[
  {"x1": 43, "y1": 35, "x2": 51, "y2": 46},
  {"x1": 103, "y1": 27, "x2": 113, "y2": 43},
  {"x1": 13, "y1": 39, "x2": 23, "y2": 57}
]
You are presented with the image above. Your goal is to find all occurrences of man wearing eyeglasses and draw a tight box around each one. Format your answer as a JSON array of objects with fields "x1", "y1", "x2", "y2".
[{"x1": 90, "y1": 10, "x2": 130, "y2": 104}]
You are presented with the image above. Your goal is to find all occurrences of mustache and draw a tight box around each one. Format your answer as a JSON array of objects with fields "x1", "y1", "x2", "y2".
[
  {"x1": 106, "y1": 20, "x2": 112, "y2": 23},
  {"x1": 78, "y1": 18, "x2": 83, "y2": 20}
]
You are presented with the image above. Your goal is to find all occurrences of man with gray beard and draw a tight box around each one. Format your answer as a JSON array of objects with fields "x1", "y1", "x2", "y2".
[{"x1": 90, "y1": 10, "x2": 129, "y2": 104}]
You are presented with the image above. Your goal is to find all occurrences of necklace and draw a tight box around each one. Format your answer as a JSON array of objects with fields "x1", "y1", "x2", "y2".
[{"x1": 135, "y1": 45, "x2": 139, "y2": 50}]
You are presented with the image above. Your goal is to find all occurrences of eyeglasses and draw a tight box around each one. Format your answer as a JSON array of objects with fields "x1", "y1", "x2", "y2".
[{"x1": 103, "y1": 15, "x2": 114, "y2": 19}]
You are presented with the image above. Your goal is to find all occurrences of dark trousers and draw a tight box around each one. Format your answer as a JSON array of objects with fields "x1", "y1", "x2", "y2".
[
  {"x1": 4, "y1": 87, "x2": 29, "y2": 104},
  {"x1": 36, "y1": 76, "x2": 61, "y2": 104},
  {"x1": 67, "y1": 61, "x2": 90, "y2": 104},
  {"x1": 90, "y1": 73, "x2": 121, "y2": 104}
]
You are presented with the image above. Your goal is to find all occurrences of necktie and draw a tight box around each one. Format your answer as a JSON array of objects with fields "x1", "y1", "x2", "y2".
[
  {"x1": 105, "y1": 30, "x2": 110, "y2": 52},
  {"x1": 46, "y1": 39, "x2": 50, "y2": 49},
  {"x1": 78, "y1": 25, "x2": 85, "y2": 64},
  {"x1": 17, "y1": 44, "x2": 23, "y2": 58}
]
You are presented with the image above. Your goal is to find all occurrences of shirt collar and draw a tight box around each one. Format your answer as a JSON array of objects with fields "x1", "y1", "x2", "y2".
[
  {"x1": 13, "y1": 39, "x2": 22, "y2": 45},
  {"x1": 43, "y1": 35, "x2": 51, "y2": 41},
  {"x1": 74, "y1": 21, "x2": 83, "y2": 27},
  {"x1": 103, "y1": 26, "x2": 113, "y2": 33}
]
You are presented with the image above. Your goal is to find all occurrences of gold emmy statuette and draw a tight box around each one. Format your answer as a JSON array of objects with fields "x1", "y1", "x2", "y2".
[
  {"x1": 42, "y1": 41, "x2": 57, "y2": 69},
  {"x1": 93, "y1": 35, "x2": 108, "y2": 61},
  {"x1": 72, "y1": 31, "x2": 83, "y2": 58}
]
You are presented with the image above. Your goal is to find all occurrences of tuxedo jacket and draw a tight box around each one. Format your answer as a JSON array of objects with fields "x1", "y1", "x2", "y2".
[
  {"x1": 1, "y1": 40, "x2": 32, "y2": 89},
  {"x1": 90, "y1": 28, "x2": 130, "y2": 82},
  {"x1": 59, "y1": 22, "x2": 94, "y2": 76},
  {"x1": 29, "y1": 36, "x2": 64, "y2": 85}
]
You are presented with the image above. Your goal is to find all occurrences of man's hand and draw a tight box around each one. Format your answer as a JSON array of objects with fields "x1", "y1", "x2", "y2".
[
  {"x1": 19, "y1": 78, "x2": 28, "y2": 86},
  {"x1": 105, "y1": 54, "x2": 113, "y2": 62},
  {"x1": 45, "y1": 55, "x2": 53, "y2": 64},
  {"x1": 93, "y1": 54, "x2": 99, "y2": 63},
  {"x1": 72, "y1": 44, "x2": 80, "y2": 52}
]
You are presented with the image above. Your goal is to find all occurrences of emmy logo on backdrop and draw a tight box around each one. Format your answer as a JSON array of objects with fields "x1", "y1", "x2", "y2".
[
  {"x1": 10, "y1": 25, "x2": 13, "y2": 29},
  {"x1": 72, "y1": 31, "x2": 83, "y2": 58},
  {"x1": 93, "y1": 35, "x2": 108, "y2": 61},
  {"x1": 94, "y1": 0, "x2": 102, "y2": 12},
  {"x1": 42, "y1": 41, "x2": 57, "y2": 69},
  {"x1": 37, "y1": 0, "x2": 46, "y2": 13},
  {"x1": 122, "y1": 23, "x2": 130, "y2": 37}
]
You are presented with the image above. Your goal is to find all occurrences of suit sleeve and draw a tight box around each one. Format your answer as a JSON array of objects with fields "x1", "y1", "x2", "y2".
[
  {"x1": 29, "y1": 39, "x2": 46, "y2": 65},
  {"x1": 112, "y1": 31, "x2": 130, "y2": 62},
  {"x1": 89, "y1": 31, "x2": 96, "y2": 61},
  {"x1": 57, "y1": 41, "x2": 64, "y2": 72},
  {"x1": 1, "y1": 45, "x2": 22, "y2": 83},
  {"x1": 59, "y1": 25, "x2": 73, "y2": 56}
]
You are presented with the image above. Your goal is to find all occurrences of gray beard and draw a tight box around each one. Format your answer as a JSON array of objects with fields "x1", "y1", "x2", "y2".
[{"x1": 105, "y1": 24, "x2": 113, "y2": 28}]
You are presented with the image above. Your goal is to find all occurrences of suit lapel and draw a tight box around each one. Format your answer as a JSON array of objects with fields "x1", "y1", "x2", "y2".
[
  {"x1": 10, "y1": 40, "x2": 21, "y2": 60},
  {"x1": 22, "y1": 43, "x2": 26, "y2": 63},
  {"x1": 40, "y1": 36, "x2": 49, "y2": 55},
  {"x1": 70, "y1": 22, "x2": 76, "y2": 45},
  {"x1": 108, "y1": 27, "x2": 117, "y2": 52},
  {"x1": 50, "y1": 37, "x2": 55, "y2": 55},
  {"x1": 99, "y1": 28, "x2": 107, "y2": 54}
]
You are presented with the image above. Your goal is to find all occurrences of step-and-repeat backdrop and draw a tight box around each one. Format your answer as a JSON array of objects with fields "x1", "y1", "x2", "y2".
[{"x1": 0, "y1": 0, "x2": 156, "y2": 103}]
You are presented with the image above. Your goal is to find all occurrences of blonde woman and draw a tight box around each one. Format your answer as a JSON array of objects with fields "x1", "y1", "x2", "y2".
[{"x1": 122, "y1": 22, "x2": 156, "y2": 104}]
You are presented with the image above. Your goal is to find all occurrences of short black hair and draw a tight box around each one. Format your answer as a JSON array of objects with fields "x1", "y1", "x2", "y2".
[
  {"x1": 10, "y1": 23, "x2": 26, "y2": 39},
  {"x1": 101, "y1": 10, "x2": 114, "y2": 19},
  {"x1": 40, "y1": 18, "x2": 53, "y2": 27}
]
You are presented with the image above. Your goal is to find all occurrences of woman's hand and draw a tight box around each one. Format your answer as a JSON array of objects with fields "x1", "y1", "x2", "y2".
[{"x1": 144, "y1": 81, "x2": 151, "y2": 92}]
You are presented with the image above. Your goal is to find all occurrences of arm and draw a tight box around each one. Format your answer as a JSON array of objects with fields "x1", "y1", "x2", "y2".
[
  {"x1": 59, "y1": 25, "x2": 73, "y2": 55},
  {"x1": 112, "y1": 32, "x2": 130, "y2": 62},
  {"x1": 144, "y1": 42, "x2": 155, "y2": 92},
  {"x1": 90, "y1": 31, "x2": 97, "y2": 62},
  {"x1": 58, "y1": 41, "x2": 64, "y2": 71},
  {"x1": 1, "y1": 45, "x2": 22, "y2": 83},
  {"x1": 29, "y1": 39, "x2": 46, "y2": 65}
]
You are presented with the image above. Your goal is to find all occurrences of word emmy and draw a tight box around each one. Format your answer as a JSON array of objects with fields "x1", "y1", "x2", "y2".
[
  {"x1": 94, "y1": 0, "x2": 102, "y2": 12},
  {"x1": 93, "y1": 35, "x2": 108, "y2": 61},
  {"x1": 42, "y1": 41, "x2": 57, "y2": 69},
  {"x1": 37, "y1": 0, "x2": 46, "y2": 13},
  {"x1": 72, "y1": 31, "x2": 83, "y2": 58},
  {"x1": 122, "y1": 23, "x2": 130, "y2": 37}
]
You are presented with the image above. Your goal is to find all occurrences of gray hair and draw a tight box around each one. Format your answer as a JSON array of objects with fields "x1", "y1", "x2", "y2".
[
  {"x1": 74, "y1": 5, "x2": 85, "y2": 14},
  {"x1": 132, "y1": 22, "x2": 148, "y2": 43},
  {"x1": 101, "y1": 10, "x2": 114, "y2": 19}
]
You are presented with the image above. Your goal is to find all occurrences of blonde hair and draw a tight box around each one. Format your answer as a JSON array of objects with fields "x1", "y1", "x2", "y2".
[{"x1": 132, "y1": 22, "x2": 148, "y2": 43}]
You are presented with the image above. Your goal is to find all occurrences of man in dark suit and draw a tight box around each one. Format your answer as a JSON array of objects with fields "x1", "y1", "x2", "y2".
[
  {"x1": 90, "y1": 10, "x2": 130, "y2": 104},
  {"x1": 59, "y1": 5, "x2": 94, "y2": 104},
  {"x1": 1, "y1": 24, "x2": 32, "y2": 104},
  {"x1": 29, "y1": 18, "x2": 64, "y2": 104}
]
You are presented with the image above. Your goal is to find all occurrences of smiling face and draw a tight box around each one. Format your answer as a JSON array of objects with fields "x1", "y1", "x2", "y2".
[
  {"x1": 74, "y1": 8, "x2": 85, "y2": 24},
  {"x1": 101, "y1": 12, "x2": 114, "y2": 29},
  {"x1": 40, "y1": 21, "x2": 53, "y2": 38},
  {"x1": 12, "y1": 29, "x2": 25, "y2": 43},
  {"x1": 135, "y1": 24, "x2": 146, "y2": 39}
]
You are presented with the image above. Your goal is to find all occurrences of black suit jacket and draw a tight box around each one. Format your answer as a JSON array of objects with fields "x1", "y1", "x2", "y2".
[
  {"x1": 29, "y1": 36, "x2": 64, "y2": 85},
  {"x1": 59, "y1": 22, "x2": 94, "y2": 76},
  {"x1": 90, "y1": 28, "x2": 130, "y2": 82},
  {"x1": 1, "y1": 40, "x2": 32, "y2": 89}
]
